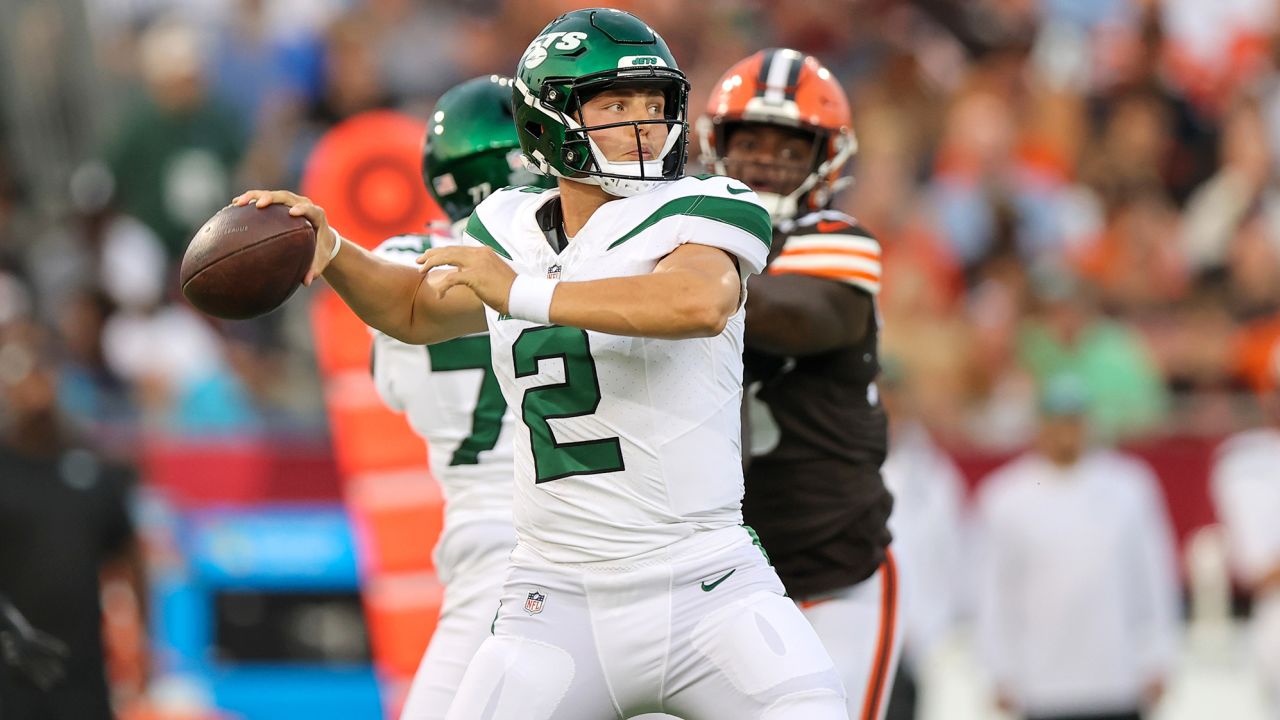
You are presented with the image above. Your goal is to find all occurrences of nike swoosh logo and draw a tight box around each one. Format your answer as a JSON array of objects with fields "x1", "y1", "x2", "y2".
[
  {"x1": 701, "y1": 569, "x2": 735, "y2": 591},
  {"x1": 726, "y1": 185, "x2": 751, "y2": 195}
]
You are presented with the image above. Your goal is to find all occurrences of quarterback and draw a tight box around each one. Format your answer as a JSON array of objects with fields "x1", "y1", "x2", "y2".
[
  {"x1": 367, "y1": 76, "x2": 554, "y2": 719},
  {"x1": 236, "y1": 8, "x2": 847, "y2": 720}
]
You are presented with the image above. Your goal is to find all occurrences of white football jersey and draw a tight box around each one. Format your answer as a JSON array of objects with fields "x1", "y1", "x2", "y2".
[
  {"x1": 371, "y1": 230, "x2": 516, "y2": 531},
  {"x1": 463, "y1": 175, "x2": 772, "y2": 563}
]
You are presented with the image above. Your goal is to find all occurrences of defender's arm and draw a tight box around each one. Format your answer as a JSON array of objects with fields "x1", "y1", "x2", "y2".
[{"x1": 744, "y1": 272, "x2": 872, "y2": 356}]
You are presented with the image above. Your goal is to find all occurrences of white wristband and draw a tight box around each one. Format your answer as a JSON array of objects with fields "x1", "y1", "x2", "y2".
[
  {"x1": 327, "y1": 232, "x2": 343, "y2": 263},
  {"x1": 507, "y1": 275, "x2": 559, "y2": 324}
]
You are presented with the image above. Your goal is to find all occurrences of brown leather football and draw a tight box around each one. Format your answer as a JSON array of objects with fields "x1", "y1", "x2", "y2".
[{"x1": 180, "y1": 203, "x2": 316, "y2": 320}]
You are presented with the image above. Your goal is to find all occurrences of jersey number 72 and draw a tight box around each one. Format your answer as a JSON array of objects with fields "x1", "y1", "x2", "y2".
[{"x1": 427, "y1": 335, "x2": 506, "y2": 466}]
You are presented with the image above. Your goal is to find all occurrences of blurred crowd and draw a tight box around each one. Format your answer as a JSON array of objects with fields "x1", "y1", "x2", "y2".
[
  {"x1": 3, "y1": 1, "x2": 1280, "y2": 718},
  {"x1": 0, "y1": 0, "x2": 1275, "y2": 451},
  {"x1": 4, "y1": 0, "x2": 1280, "y2": 453}
]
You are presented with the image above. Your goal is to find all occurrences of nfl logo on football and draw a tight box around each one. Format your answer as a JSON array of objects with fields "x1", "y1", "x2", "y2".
[{"x1": 524, "y1": 589, "x2": 546, "y2": 615}]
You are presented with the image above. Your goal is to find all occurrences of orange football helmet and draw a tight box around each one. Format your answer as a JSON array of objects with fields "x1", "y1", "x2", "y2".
[{"x1": 698, "y1": 49, "x2": 857, "y2": 223}]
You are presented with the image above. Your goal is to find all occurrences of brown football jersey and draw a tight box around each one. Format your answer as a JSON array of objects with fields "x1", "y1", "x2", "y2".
[{"x1": 742, "y1": 209, "x2": 893, "y2": 599}]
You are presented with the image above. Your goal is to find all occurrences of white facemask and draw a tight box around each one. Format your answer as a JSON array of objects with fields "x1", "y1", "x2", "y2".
[{"x1": 565, "y1": 124, "x2": 682, "y2": 197}]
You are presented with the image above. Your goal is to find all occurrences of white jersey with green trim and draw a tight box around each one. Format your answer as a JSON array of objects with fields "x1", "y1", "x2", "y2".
[
  {"x1": 462, "y1": 174, "x2": 772, "y2": 563},
  {"x1": 371, "y1": 230, "x2": 516, "y2": 531}
]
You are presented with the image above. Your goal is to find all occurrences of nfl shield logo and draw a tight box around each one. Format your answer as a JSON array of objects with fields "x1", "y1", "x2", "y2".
[
  {"x1": 546, "y1": 264, "x2": 561, "y2": 280},
  {"x1": 524, "y1": 590, "x2": 546, "y2": 615}
]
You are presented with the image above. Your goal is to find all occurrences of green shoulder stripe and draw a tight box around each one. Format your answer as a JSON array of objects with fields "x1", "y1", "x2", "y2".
[
  {"x1": 464, "y1": 212, "x2": 512, "y2": 260},
  {"x1": 379, "y1": 233, "x2": 432, "y2": 254},
  {"x1": 608, "y1": 195, "x2": 771, "y2": 250}
]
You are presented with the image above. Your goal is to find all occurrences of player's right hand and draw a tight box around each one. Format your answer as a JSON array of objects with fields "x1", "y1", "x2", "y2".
[{"x1": 232, "y1": 190, "x2": 338, "y2": 286}]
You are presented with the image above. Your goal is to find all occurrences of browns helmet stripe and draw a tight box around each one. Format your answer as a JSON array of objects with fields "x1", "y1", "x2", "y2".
[
  {"x1": 756, "y1": 48, "x2": 804, "y2": 102},
  {"x1": 755, "y1": 49, "x2": 777, "y2": 96},
  {"x1": 781, "y1": 51, "x2": 804, "y2": 100}
]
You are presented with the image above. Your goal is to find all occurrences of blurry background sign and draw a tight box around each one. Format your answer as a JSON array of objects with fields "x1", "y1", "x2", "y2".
[
  {"x1": 303, "y1": 111, "x2": 447, "y2": 714},
  {"x1": 155, "y1": 505, "x2": 380, "y2": 719},
  {"x1": 300, "y1": 110, "x2": 445, "y2": 250}
]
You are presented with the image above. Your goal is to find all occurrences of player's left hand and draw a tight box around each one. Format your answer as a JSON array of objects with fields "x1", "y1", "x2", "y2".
[{"x1": 418, "y1": 246, "x2": 517, "y2": 313}]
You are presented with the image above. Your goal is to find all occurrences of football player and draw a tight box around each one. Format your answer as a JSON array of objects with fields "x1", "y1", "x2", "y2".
[
  {"x1": 700, "y1": 49, "x2": 902, "y2": 720},
  {"x1": 236, "y1": 9, "x2": 848, "y2": 720},
  {"x1": 368, "y1": 75, "x2": 554, "y2": 720}
]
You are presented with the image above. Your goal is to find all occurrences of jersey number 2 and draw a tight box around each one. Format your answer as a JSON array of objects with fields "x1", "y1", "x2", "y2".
[{"x1": 512, "y1": 325, "x2": 624, "y2": 483}]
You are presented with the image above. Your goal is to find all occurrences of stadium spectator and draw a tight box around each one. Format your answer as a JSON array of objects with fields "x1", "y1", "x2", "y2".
[
  {"x1": 973, "y1": 375, "x2": 1180, "y2": 720},
  {"x1": 104, "y1": 17, "x2": 243, "y2": 264},
  {"x1": 1212, "y1": 370, "x2": 1280, "y2": 720},
  {"x1": 0, "y1": 322, "x2": 149, "y2": 719},
  {"x1": 1017, "y1": 270, "x2": 1168, "y2": 439}
]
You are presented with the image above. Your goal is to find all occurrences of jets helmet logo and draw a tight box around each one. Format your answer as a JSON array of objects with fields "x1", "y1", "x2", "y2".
[{"x1": 521, "y1": 31, "x2": 588, "y2": 70}]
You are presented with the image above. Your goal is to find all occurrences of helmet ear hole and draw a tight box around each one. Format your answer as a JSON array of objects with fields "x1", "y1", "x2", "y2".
[{"x1": 525, "y1": 121, "x2": 544, "y2": 139}]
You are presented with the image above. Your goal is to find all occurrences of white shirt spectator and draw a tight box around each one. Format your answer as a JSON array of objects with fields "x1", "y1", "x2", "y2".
[
  {"x1": 883, "y1": 420, "x2": 967, "y2": 667},
  {"x1": 974, "y1": 448, "x2": 1180, "y2": 717},
  {"x1": 1213, "y1": 428, "x2": 1280, "y2": 588},
  {"x1": 1212, "y1": 427, "x2": 1280, "y2": 716}
]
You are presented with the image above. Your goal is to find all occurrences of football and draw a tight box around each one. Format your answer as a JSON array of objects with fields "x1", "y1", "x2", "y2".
[{"x1": 180, "y1": 203, "x2": 316, "y2": 320}]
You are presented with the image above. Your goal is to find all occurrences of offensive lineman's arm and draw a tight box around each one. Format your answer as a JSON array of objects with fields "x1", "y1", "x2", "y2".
[
  {"x1": 233, "y1": 191, "x2": 487, "y2": 344},
  {"x1": 420, "y1": 243, "x2": 740, "y2": 339},
  {"x1": 744, "y1": 273, "x2": 872, "y2": 356}
]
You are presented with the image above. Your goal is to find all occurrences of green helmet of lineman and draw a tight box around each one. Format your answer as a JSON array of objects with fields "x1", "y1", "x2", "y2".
[
  {"x1": 422, "y1": 75, "x2": 556, "y2": 223},
  {"x1": 511, "y1": 8, "x2": 690, "y2": 197}
]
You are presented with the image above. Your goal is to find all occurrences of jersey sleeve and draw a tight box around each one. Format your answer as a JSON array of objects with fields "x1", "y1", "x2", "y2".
[
  {"x1": 670, "y1": 177, "x2": 772, "y2": 277},
  {"x1": 771, "y1": 219, "x2": 882, "y2": 295}
]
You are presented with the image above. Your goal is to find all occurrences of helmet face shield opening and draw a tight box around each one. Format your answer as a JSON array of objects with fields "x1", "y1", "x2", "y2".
[
  {"x1": 515, "y1": 66, "x2": 690, "y2": 196},
  {"x1": 719, "y1": 120, "x2": 826, "y2": 198},
  {"x1": 558, "y1": 69, "x2": 690, "y2": 184}
]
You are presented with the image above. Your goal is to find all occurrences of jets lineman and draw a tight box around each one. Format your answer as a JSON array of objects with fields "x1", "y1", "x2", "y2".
[
  {"x1": 235, "y1": 8, "x2": 847, "y2": 719},
  {"x1": 368, "y1": 76, "x2": 554, "y2": 720}
]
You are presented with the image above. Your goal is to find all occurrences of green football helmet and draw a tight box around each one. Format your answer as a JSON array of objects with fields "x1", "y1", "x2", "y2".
[
  {"x1": 422, "y1": 75, "x2": 556, "y2": 223},
  {"x1": 512, "y1": 8, "x2": 690, "y2": 197}
]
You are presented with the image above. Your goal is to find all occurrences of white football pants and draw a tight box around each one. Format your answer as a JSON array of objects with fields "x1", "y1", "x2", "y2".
[
  {"x1": 445, "y1": 525, "x2": 848, "y2": 720},
  {"x1": 798, "y1": 550, "x2": 902, "y2": 720},
  {"x1": 400, "y1": 521, "x2": 516, "y2": 720}
]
